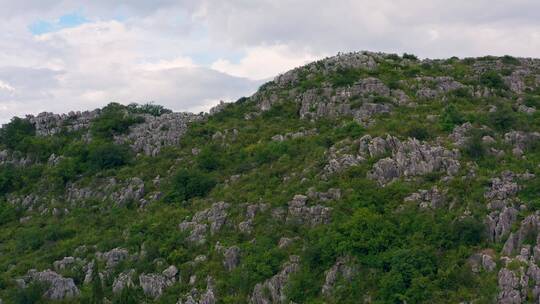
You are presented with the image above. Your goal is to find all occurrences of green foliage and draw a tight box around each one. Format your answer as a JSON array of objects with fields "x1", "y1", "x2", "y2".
[
  {"x1": 488, "y1": 104, "x2": 516, "y2": 131},
  {"x1": 165, "y1": 168, "x2": 216, "y2": 203},
  {"x1": 480, "y1": 71, "x2": 507, "y2": 90},
  {"x1": 90, "y1": 260, "x2": 104, "y2": 304},
  {"x1": 0, "y1": 117, "x2": 35, "y2": 151},
  {"x1": 87, "y1": 141, "x2": 131, "y2": 171},
  {"x1": 402, "y1": 53, "x2": 419, "y2": 61},
  {"x1": 91, "y1": 103, "x2": 144, "y2": 139},
  {"x1": 330, "y1": 68, "x2": 364, "y2": 87},
  {"x1": 126, "y1": 102, "x2": 172, "y2": 116},
  {"x1": 440, "y1": 104, "x2": 465, "y2": 132},
  {"x1": 405, "y1": 124, "x2": 431, "y2": 141},
  {"x1": 9, "y1": 281, "x2": 48, "y2": 304},
  {"x1": 501, "y1": 55, "x2": 521, "y2": 65},
  {"x1": 463, "y1": 130, "x2": 486, "y2": 160}
]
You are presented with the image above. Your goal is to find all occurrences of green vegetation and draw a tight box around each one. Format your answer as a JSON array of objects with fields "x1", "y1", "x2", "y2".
[{"x1": 1, "y1": 53, "x2": 539, "y2": 303}]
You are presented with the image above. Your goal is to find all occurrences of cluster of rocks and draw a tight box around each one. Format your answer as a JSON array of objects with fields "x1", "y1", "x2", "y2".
[
  {"x1": 497, "y1": 243, "x2": 540, "y2": 303},
  {"x1": 176, "y1": 276, "x2": 216, "y2": 304},
  {"x1": 250, "y1": 255, "x2": 300, "y2": 304},
  {"x1": 286, "y1": 194, "x2": 332, "y2": 226},
  {"x1": 65, "y1": 177, "x2": 157, "y2": 208},
  {"x1": 504, "y1": 131, "x2": 540, "y2": 157},
  {"x1": 484, "y1": 171, "x2": 529, "y2": 242},
  {"x1": 238, "y1": 203, "x2": 268, "y2": 234},
  {"x1": 114, "y1": 112, "x2": 204, "y2": 156},
  {"x1": 27, "y1": 110, "x2": 100, "y2": 136},
  {"x1": 0, "y1": 149, "x2": 32, "y2": 166},
  {"x1": 271, "y1": 128, "x2": 318, "y2": 142},
  {"x1": 321, "y1": 256, "x2": 357, "y2": 297},
  {"x1": 411, "y1": 76, "x2": 465, "y2": 99},
  {"x1": 17, "y1": 269, "x2": 80, "y2": 300},
  {"x1": 179, "y1": 202, "x2": 230, "y2": 244},
  {"x1": 468, "y1": 251, "x2": 497, "y2": 273},
  {"x1": 139, "y1": 265, "x2": 179, "y2": 299},
  {"x1": 211, "y1": 129, "x2": 239, "y2": 143},
  {"x1": 296, "y1": 77, "x2": 399, "y2": 126},
  {"x1": 404, "y1": 186, "x2": 446, "y2": 209},
  {"x1": 357, "y1": 135, "x2": 461, "y2": 185}
]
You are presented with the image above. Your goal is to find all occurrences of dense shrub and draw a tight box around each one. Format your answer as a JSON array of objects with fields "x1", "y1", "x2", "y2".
[
  {"x1": 87, "y1": 142, "x2": 131, "y2": 171},
  {"x1": 406, "y1": 124, "x2": 431, "y2": 141},
  {"x1": 480, "y1": 71, "x2": 507, "y2": 90},
  {"x1": 402, "y1": 53, "x2": 419, "y2": 61},
  {"x1": 463, "y1": 131, "x2": 486, "y2": 159},
  {"x1": 0, "y1": 117, "x2": 35, "y2": 151},
  {"x1": 126, "y1": 102, "x2": 172, "y2": 116},
  {"x1": 165, "y1": 169, "x2": 216, "y2": 203},
  {"x1": 488, "y1": 104, "x2": 516, "y2": 131},
  {"x1": 440, "y1": 104, "x2": 465, "y2": 131},
  {"x1": 91, "y1": 103, "x2": 144, "y2": 139}
]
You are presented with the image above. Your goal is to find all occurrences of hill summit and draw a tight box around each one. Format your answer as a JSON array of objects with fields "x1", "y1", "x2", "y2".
[{"x1": 1, "y1": 51, "x2": 540, "y2": 303}]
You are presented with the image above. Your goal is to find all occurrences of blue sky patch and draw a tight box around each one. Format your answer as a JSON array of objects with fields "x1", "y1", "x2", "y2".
[{"x1": 29, "y1": 12, "x2": 89, "y2": 35}]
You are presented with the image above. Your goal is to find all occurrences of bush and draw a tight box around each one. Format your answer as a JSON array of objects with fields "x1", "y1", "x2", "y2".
[
  {"x1": 87, "y1": 142, "x2": 131, "y2": 171},
  {"x1": 165, "y1": 169, "x2": 216, "y2": 203},
  {"x1": 126, "y1": 102, "x2": 172, "y2": 116},
  {"x1": 488, "y1": 104, "x2": 516, "y2": 131},
  {"x1": 463, "y1": 131, "x2": 486, "y2": 159},
  {"x1": 91, "y1": 103, "x2": 144, "y2": 139},
  {"x1": 440, "y1": 104, "x2": 464, "y2": 132},
  {"x1": 480, "y1": 71, "x2": 507, "y2": 90},
  {"x1": 0, "y1": 117, "x2": 35, "y2": 151},
  {"x1": 402, "y1": 53, "x2": 418, "y2": 61},
  {"x1": 406, "y1": 124, "x2": 431, "y2": 141}
]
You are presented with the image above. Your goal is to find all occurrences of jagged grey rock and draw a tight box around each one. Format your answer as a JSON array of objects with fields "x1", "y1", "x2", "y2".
[
  {"x1": 322, "y1": 257, "x2": 356, "y2": 296},
  {"x1": 223, "y1": 246, "x2": 241, "y2": 271},
  {"x1": 23, "y1": 269, "x2": 80, "y2": 300},
  {"x1": 250, "y1": 256, "x2": 300, "y2": 304},
  {"x1": 286, "y1": 194, "x2": 332, "y2": 226},
  {"x1": 112, "y1": 269, "x2": 135, "y2": 294}
]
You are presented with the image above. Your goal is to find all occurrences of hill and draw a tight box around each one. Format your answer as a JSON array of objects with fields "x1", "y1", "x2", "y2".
[{"x1": 1, "y1": 51, "x2": 540, "y2": 303}]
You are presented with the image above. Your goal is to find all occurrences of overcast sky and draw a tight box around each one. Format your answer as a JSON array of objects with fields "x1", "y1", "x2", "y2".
[{"x1": 0, "y1": 0, "x2": 539, "y2": 123}]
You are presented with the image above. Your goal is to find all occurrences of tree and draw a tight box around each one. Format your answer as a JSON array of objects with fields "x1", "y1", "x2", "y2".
[
  {"x1": 0, "y1": 117, "x2": 35, "y2": 151},
  {"x1": 90, "y1": 260, "x2": 104, "y2": 304},
  {"x1": 165, "y1": 169, "x2": 216, "y2": 203}
]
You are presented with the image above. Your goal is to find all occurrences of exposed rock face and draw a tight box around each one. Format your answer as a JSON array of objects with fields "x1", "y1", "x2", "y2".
[
  {"x1": 469, "y1": 252, "x2": 497, "y2": 273},
  {"x1": 360, "y1": 135, "x2": 460, "y2": 185},
  {"x1": 238, "y1": 203, "x2": 268, "y2": 234},
  {"x1": 22, "y1": 269, "x2": 80, "y2": 300},
  {"x1": 179, "y1": 202, "x2": 230, "y2": 244},
  {"x1": 484, "y1": 171, "x2": 530, "y2": 243},
  {"x1": 223, "y1": 246, "x2": 241, "y2": 271},
  {"x1": 177, "y1": 276, "x2": 216, "y2": 304},
  {"x1": 449, "y1": 122, "x2": 474, "y2": 147},
  {"x1": 139, "y1": 266, "x2": 177, "y2": 299},
  {"x1": 101, "y1": 247, "x2": 129, "y2": 268},
  {"x1": 0, "y1": 150, "x2": 33, "y2": 166},
  {"x1": 404, "y1": 186, "x2": 446, "y2": 209},
  {"x1": 27, "y1": 110, "x2": 100, "y2": 136},
  {"x1": 297, "y1": 77, "x2": 395, "y2": 126},
  {"x1": 114, "y1": 112, "x2": 204, "y2": 156},
  {"x1": 112, "y1": 269, "x2": 135, "y2": 294},
  {"x1": 271, "y1": 128, "x2": 317, "y2": 142},
  {"x1": 306, "y1": 187, "x2": 341, "y2": 202},
  {"x1": 65, "y1": 177, "x2": 151, "y2": 208},
  {"x1": 504, "y1": 131, "x2": 540, "y2": 154},
  {"x1": 250, "y1": 256, "x2": 300, "y2": 304},
  {"x1": 413, "y1": 76, "x2": 464, "y2": 99},
  {"x1": 322, "y1": 257, "x2": 357, "y2": 296},
  {"x1": 53, "y1": 257, "x2": 83, "y2": 271},
  {"x1": 286, "y1": 195, "x2": 332, "y2": 226}
]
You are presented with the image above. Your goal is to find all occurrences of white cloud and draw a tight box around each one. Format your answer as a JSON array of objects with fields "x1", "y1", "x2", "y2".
[
  {"x1": 1, "y1": 1, "x2": 540, "y2": 123},
  {"x1": 211, "y1": 45, "x2": 324, "y2": 80}
]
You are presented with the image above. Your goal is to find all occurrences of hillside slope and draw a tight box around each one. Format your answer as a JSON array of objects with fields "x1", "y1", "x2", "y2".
[{"x1": 1, "y1": 51, "x2": 540, "y2": 303}]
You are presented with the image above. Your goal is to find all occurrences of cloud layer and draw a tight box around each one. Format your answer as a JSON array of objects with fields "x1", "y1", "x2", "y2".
[{"x1": 1, "y1": 1, "x2": 539, "y2": 122}]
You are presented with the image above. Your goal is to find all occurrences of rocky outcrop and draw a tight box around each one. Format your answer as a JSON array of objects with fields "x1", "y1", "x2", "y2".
[
  {"x1": 20, "y1": 269, "x2": 80, "y2": 300},
  {"x1": 179, "y1": 202, "x2": 230, "y2": 244},
  {"x1": 27, "y1": 110, "x2": 100, "y2": 136},
  {"x1": 250, "y1": 256, "x2": 300, "y2": 304},
  {"x1": 238, "y1": 203, "x2": 268, "y2": 234},
  {"x1": 412, "y1": 76, "x2": 465, "y2": 99},
  {"x1": 114, "y1": 112, "x2": 204, "y2": 156},
  {"x1": 469, "y1": 252, "x2": 497, "y2": 273},
  {"x1": 223, "y1": 246, "x2": 241, "y2": 271},
  {"x1": 306, "y1": 187, "x2": 341, "y2": 202},
  {"x1": 286, "y1": 194, "x2": 332, "y2": 226},
  {"x1": 360, "y1": 135, "x2": 460, "y2": 185},
  {"x1": 271, "y1": 128, "x2": 317, "y2": 142},
  {"x1": 504, "y1": 131, "x2": 540, "y2": 156},
  {"x1": 177, "y1": 276, "x2": 216, "y2": 304},
  {"x1": 139, "y1": 265, "x2": 178, "y2": 299},
  {"x1": 0, "y1": 149, "x2": 33, "y2": 166},
  {"x1": 53, "y1": 256, "x2": 84, "y2": 272},
  {"x1": 404, "y1": 186, "x2": 446, "y2": 209},
  {"x1": 112, "y1": 269, "x2": 135, "y2": 294},
  {"x1": 321, "y1": 257, "x2": 357, "y2": 296},
  {"x1": 101, "y1": 247, "x2": 129, "y2": 269}
]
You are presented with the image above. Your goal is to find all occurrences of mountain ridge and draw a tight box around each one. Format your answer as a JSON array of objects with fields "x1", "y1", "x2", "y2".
[{"x1": 1, "y1": 51, "x2": 540, "y2": 303}]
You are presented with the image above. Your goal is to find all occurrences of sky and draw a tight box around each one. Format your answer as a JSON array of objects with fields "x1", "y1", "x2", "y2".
[{"x1": 0, "y1": 1, "x2": 540, "y2": 123}]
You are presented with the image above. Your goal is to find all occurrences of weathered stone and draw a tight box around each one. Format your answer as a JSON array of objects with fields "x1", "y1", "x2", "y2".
[
  {"x1": 286, "y1": 195, "x2": 332, "y2": 226},
  {"x1": 322, "y1": 257, "x2": 356, "y2": 296},
  {"x1": 112, "y1": 269, "x2": 135, "y2": 294},
  {"x1": 24, "y1": 269, "x2": 80, "y2": 300},
  {"x1": 102, "y1": 248, "x2": 129, "y2": 268},
  {"x1": 223, "y1": 246, "x2": 240, "y2": 271},
  {"x1": 250, "y1": 256, "x2": 300, "y2": 304},
  {"x1": 139, "y1": 272, "x2": 174, "y2": 299}
]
